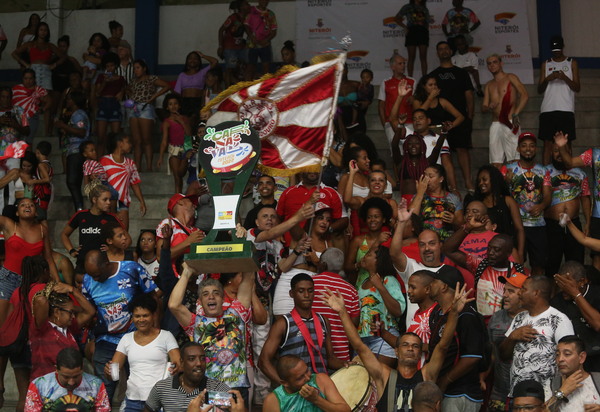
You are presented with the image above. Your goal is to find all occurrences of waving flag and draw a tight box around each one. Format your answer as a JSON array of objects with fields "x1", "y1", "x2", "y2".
[{"x1": 203, "y1": 54, "x2": 345, "y2": 175}]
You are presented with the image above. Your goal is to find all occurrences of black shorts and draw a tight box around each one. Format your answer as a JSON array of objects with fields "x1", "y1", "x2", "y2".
[
  {"x1": 524, "y1": 226, "x2": 548, "y2": 270},
  {"x1": 538, "y1": 111, "x2": 576, "y2": 141},
  {"x1": 405, "y1": 25, "x2": 429, "y2": 47},
  {"x1": 181, "y1": 97, "x2": 203, "y2": 118},
  {"x1": 447, "y1": 117, "x2": 473, "y2": 149},
  {"x1": 590, "y1": 217, "x2": 600, "y2": 256}
]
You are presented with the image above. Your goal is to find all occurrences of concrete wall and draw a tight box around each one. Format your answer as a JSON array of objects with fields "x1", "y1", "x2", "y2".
[{"x1": 0, "y1": 1, "x2": 597, "y2": 73}]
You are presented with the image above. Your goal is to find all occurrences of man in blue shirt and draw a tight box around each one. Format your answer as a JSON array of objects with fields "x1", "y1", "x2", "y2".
[{"x1": 83, "y1": 250, "x2": 159, "y2": 400}]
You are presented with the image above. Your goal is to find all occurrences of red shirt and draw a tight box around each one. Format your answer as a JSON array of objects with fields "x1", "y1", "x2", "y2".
[
  {"x1": 312, "y1": 272, "x2": 360, "y2": 362},
  {"x1": 378, "y1": 76, "x2": 415, "y2": 124}
]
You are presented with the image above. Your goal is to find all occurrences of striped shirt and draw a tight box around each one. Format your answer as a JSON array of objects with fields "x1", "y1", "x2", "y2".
[
  {"x1": 117, "y1": 61, "x2": 135, "y2": 85},
  {"x1": 100, "y1": 154, "x2": 141, "y2": 206},
  {"x1": 145, "y1": 374, "x2": 230, "y2": 412},
  {"x1": 83, "y1": 159, "x2": 108, "y2": 181},
  {"x1": 280, "y1": 312, "x2": 328, "y2": 374},
  {"x1": 312, "y1": 272, "x2": 360, "y2": 362}
]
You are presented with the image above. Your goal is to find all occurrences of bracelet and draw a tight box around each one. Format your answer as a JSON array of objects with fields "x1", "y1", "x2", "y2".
[
  {"x1": 293, "y1": 249, "x2": 301, "y2": 256},
  {"x1": 574, "y1": 293, "x2": 582, "y2": 301},
  {"x1": 69, "y1": 248, "x2": 76, "y2": 255}
]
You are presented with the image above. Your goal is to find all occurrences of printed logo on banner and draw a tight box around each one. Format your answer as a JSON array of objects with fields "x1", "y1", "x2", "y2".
[
  {"x1": 500, "y1": 45, "x2": 522, "y2": 65},
  {"x1": 308, "y1": 17, "x2": 332, "y2": 39},
  {"x1": 347, "y1": 50, "x2": 371, "y2": 71},
  {"x1": 494, "y1": 12, "x2": 519, "y2": 33},
  {"x1": 382, "y1": 16, "x2": 404, "y2": 38},
  {"x1": 307, "y1": 0, "x2": 332, "y2": 6}
]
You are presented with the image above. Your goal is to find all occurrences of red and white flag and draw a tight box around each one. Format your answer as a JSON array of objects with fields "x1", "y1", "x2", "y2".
[{"x1": 204, "y1": 54, "x2": 345, "y2": 175}]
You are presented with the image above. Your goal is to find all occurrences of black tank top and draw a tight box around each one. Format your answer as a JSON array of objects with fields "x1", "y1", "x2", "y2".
[{"x1": 377, "y1": 369, "x2": 424, "y2": 412}]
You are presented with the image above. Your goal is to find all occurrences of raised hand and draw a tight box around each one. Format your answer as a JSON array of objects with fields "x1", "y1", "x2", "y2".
[
  {"x1": 451, "y1": 283, "x2": 474, "y2": 313},
  {"x1": 554, "y1": 131, "x2": 569, "y2": 147},
  {"x1": 397, "y1": 198, "x2": 414, "y2": 223},
  {"x1": 397, "y1": 78, "x2": 412, "y2": 97},
  {"x1": 320, "y1": 287, "x2": 346, "y2": 314}
]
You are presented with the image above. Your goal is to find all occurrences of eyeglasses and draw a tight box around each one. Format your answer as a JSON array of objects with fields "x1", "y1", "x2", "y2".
[
  {"x1": 57, "y1": 307, "x2": 76, "y2": 317},
  {"x1": 513, "y1": 404, "x2": 543, "y2": 411}
]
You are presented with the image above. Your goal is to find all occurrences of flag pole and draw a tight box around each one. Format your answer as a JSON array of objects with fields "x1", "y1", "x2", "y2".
[{"x1": 307, "y1": 52, "x2": 347, "y2": 238}]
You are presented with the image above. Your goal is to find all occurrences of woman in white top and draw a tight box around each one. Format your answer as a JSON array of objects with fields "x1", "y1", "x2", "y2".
[{"x1": 105, "y1": 294, "x2": 181, "y2": 412}]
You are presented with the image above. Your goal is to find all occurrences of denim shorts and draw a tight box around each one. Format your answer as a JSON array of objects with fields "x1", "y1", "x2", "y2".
[
  {"x1": 127, "y1": 102, "x2": 155, "y2": 120},
  {"x1": 361, "y1": 328, "x2": 400, "y2": 358},
  {"x1": 0, "y1": 266, "x2": 21, "y2": 301},
  {"x1": 97, "y1": 97, "x2": 122, "y2": 122},
  {"x1": 117, "y1": 200, "x2": 129, "y2": 212},
  {"x1": 123, "y1": 398, "x2": 145, "y2": 412},
  {"x1": 224, "y1": 48, "x2": 248, "y2": 69}
]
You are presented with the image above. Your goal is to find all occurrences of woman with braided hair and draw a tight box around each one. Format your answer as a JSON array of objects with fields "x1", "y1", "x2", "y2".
[{"x1": 29, "y1": 275, "x2": 95, "y2": 379}]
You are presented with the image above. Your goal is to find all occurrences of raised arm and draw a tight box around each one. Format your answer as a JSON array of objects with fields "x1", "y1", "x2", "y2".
[
  {"x1": 554, "y1": 132, "x2": 585, "y2": 168},
  {"x1": 236, "y1": 271, "x2": 255, "y2": 309},
  {"x1": 389, "y1": 79, "x2": 412, "y2": 131},
  {"x1": 255, "y1": 201, "x2": 314, "y2": 243},
  {"x1": 390, "y1": 199, "x2": 414, "y2": 272},
  {"x1": 53, "y1": 282, "x2": 96, "y2": 327},
  {"x1": 423, "y1": 283, "x2": 474, "y2": 381},
  {"x1": 320, "y1": 288, "x2": 387, "y2": 392},
  {"x1": 167, "y1": 263, "x2": 194, "y2": 328}
]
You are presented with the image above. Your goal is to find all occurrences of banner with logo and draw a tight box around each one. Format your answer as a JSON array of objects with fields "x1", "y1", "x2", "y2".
[{"x1": 296, "y1": 0, "x2": 534, "y2": 84}]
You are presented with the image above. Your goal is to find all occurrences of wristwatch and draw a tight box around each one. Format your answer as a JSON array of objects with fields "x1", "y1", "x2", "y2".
[{"x1": 553, "y1": 390, "x2": 568, "y2": 402}]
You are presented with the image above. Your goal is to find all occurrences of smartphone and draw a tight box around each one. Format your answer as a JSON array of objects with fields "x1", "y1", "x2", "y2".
[{"x1": 207, "y1": 391, "x2": 231, "y2": 407}]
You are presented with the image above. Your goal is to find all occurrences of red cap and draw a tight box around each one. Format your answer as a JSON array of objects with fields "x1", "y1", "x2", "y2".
[
  {"x1": 499, "y1": 272, "x2": 528, "y2": 288},
  {"x1": 518, "y1": 132, "x2": 536, "y2": 144},
  {"x1": 167, "y1": 193, "x2": 198, "y2": 215}
]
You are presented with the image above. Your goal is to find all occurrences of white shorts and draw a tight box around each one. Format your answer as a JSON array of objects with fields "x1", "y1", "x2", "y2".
[
  {"x1": 489, "y1": 122, "x2": 519, "y2": 164},
  {"x1": 385, "y1": 122, "x2": 414, "y2": 155}
]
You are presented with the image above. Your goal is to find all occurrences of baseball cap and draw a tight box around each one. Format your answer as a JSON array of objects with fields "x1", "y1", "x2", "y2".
[
  {"x1": 499, "y1": 272, "x2": 528, "y2": 288},
  {"x1": 518, "y1": 132, "x2": 536, "y2": 144},
  {"x1": 167, "y1": 193, "x2": 198, "y2": 215},
  {"x1": 314, "y1": 201, "x2": 332, "y2": 213},
  {"x1": 551, "y1": 35, "x2": 564, "y2": 51},
  {"x1": 513, "y1": 379, "x2": 545, "y2": 402},
  {"x1": 434, "y1": 265, "x2": 464, "y2": 290}
]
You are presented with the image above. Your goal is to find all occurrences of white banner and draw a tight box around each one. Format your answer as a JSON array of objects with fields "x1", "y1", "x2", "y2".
[{"x1": 296, "y1": 0, "x2": 534, "y2": 85}]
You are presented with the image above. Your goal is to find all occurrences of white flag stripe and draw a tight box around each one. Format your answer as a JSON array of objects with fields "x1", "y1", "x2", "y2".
[
  {"x1": 268, "y1": 60, "x2": 336, "y2": 102},
  {"x1": 230, "y1": 93, "x2": 244, "y2": 106},
  {"x1": 245, "y1": 82, "x2": 263, "y2": 99},
  {"x1": 267, "y1": 134, "x2": 321, "y2": 168},
  {"x1": 277, "y1": 98, "x2": 332, "y2": 128}
]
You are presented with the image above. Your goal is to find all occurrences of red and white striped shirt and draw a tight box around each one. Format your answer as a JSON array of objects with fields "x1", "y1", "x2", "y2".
[
  {"x1": 312, "y1": 272, "x2": 360, "y2": 362},
  {"x1": 99, "y1": 154, "x2": 140, "y2": 206},
  {"x1": 11, "y1": 84, "x2": 47, "y2": 119},
  {"x1": 83, "y1": 159, "x2": 108, "y2": 181}
]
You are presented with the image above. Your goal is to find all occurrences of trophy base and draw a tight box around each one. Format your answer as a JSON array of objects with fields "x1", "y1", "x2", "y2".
[{"x1": 184, "y1": 241, "x2": 258, "y2": 273}]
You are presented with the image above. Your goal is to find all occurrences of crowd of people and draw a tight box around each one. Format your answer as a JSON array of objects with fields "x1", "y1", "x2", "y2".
[{"x1": 0, "y1": 1, "x2": 599, "y2": 412}]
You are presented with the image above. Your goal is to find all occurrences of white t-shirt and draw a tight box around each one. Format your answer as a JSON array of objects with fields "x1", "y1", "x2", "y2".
[
  {"x1": 505, "y1": 306, "x2": 574, "y2": 399},
  {"x1": 451, "y1": 52, "x2": 479, "y2": 70},
  {"x1": 557, "y1": 375, "x2": 600, "y2": 411},
  {"x1": 116, "y1": 329, "x2": 179, "y2": 401},
  {"x1": 396, "y1": 257, "x2": 445, "y2": 327}
]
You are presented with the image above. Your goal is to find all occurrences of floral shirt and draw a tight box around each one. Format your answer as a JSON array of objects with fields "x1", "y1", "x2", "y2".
[
  {"x1": 25, "y1": 372, "x2": 110, "y2": 412},
  {"x1": 546, "y1": 164, "x2": 590, "y2": 206},
  {"x1": 502, "y1": 161, "x2": 551, "y2": 227},
  {"x1": 580, "y1": 149, "x2": 600, "y2": 218},
  {"x1": 420, "y1": 192, "x2": 462, "y2": 241},
  {"x1": 357, "y1": 275, "x2": 405, "y2": 337},
  {"x1": 184, "y1": 300, "x2": 251, "y2": 388}
]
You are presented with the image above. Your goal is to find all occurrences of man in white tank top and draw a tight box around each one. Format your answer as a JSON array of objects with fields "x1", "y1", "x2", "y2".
[{"x1": 537, "y1": 35, "x2": 580, "y2": 165}]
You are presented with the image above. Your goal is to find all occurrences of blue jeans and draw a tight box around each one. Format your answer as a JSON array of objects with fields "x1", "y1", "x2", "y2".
[
  {"x1": 123, "y1": 398, "x2": 145, "y2": 412},
  {"x1": 93, "y1": 340, "x2": 118, "y2": 401}
]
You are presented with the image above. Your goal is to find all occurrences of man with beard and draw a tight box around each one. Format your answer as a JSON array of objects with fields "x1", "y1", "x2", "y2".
[
  {"x1": 406, "y1": 270, "x2": 438, "y2": 368},
  {"x1": 544, "y1": 141, "x2": 592, "y2": 275},
  {"x1": 321, "y1": 274, "x2": 471, "y2": 411},
  {"x1": 391, "y1": 201, "x2": 451, "y2": 326},
  {"x1": 552, "y1": 261, "x2": 600, "y2": 372},
  {"x1": 443, "y1": 215, "x2": 526, "y2": 320},
  {"x1": 482, "y1": 54, "x2": 529, "y2": 168},
  {"x1": 499, "y1": 275, "x2": 574, "y2": 400},
  {"x1": 487, "y1": 272, "x2": 527, "y2": 412},
  {"x1": 502, "y1": 132, "x2": 552, "y2": 276},
  {"x1": 144, "y1": 342, "x2": 240, "y2": 412},
  {"x1": 25, "y1": 348, "x2": 110, "y2": 412},
  {"x1": 244, "y1": 175, "x2": 277, "y2": 230}
]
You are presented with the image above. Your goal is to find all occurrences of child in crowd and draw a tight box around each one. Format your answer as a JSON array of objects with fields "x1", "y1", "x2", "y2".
[
  {"x1": 82, "y1": 33, "x2": 109, "y2": 86},
  {"x1": 451, "y1": 34, "x2": 483, "y2": 96},
  {"x1": 349, "y1": 68, "x2": 374, "y2": 128},
  {"x1": 81, "y1": 141, "x2": 107, "y2": 186},
  {"x1": 101, "y1": 220, "x2": 133, "y2": 262},
  {"x1": 203, "y1": 68, "x2": 224, "y2": 110},
  {"x1": 100, "y1": 133, "x2": 146, "y2": 230},
  {"x1": 135, "y1": 229, "x2": 159, "y2": 279},
  {"x1": 158, "y1": 94, "x2": 190, "y2": 194},
  {"x1": 24, "y1": 140, "x2": 53, "y2": 220}
]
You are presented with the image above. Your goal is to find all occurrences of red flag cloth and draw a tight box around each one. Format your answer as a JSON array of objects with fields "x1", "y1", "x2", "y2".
[{"x1": 204, "y1": 54, "x2": 345, "y2": 175}]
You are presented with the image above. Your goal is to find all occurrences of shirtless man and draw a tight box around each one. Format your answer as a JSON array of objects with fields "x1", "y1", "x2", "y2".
[{"x1": 483, "y1": 54, "x2": 529, "y2": 168}]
